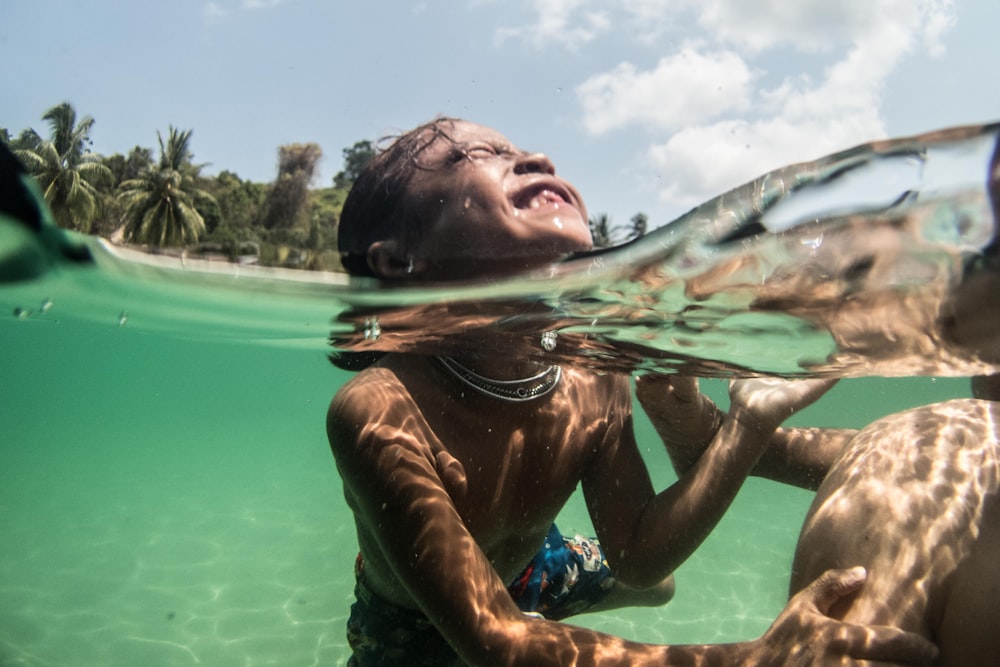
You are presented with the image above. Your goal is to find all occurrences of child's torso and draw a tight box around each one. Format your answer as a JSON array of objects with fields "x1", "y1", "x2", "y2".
[{"x1": 359, "y1": 357, "x2": 627, "y2": 587}]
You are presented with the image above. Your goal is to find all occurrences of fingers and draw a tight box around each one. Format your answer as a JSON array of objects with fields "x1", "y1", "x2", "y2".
[
  {"x1": 841, "y1": 624, "x2": 938, "y2": 667},
  {"x1": 729, "y1": 377, "x2": 839, "y2": 419},
  {"x1": 798, "y1": 566, "x2": 867, "y2": 615},
  {"x1": 804, "y1": 567, "x2": 938, "y2": 666},
  {"x1": 769, "y1": 567, "x2": 937, "y2": 666}
]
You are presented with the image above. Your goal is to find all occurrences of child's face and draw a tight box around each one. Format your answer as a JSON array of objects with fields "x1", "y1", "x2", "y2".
[{"x1": 399, "y1": 121, "x2": 592, "y2": 279}]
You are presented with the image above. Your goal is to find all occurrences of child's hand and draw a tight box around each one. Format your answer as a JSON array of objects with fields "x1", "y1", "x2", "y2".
[
  {"x1": 635, "y1": 374, "x2": 722, "y2": 474},
  {"x1": 744, "y1": 567, "x2": 937, "y2": 666},
  {"x1": 728, "y1": 377, "x2": 838, "y2": 434}
]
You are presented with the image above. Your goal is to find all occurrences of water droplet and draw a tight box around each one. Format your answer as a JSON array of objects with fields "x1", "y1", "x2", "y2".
[
  {"x1": 800, "y1": 234, "x2": 823, "y2": 252},
  {"x1": 118, "y1": 311, "x2": 128, "y2": 327},
  {"x1": 13, "y1": 307, "x2": 30, "y2": 319},
  {"x1": 363, "y1": 316, "x2": 382, "y2": 341},
  {"x1": 40, "y1": 298, "x2": 53, "y2": 313}
]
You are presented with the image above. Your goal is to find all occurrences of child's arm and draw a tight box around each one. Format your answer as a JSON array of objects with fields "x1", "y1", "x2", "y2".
[
  {"x1": 636, "y1": 375, "x2": 857, "y2": 490},
  {"x1": 586, "y1": 377, "x2": 836, "y2": 587},
  {"x1": 328, "y1": 375, "x2": 931, "y2": 666}
]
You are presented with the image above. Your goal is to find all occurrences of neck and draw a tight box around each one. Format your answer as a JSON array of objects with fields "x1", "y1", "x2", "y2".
[
  {"x1": 446, "y1": 354, "x2": 550, "y2": 380},
  {"x1": 434, "y1": 355, "x2": 562, "y2": 403}
]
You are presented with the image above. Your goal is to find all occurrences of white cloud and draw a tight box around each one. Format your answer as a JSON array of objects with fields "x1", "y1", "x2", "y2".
[
  {"x1": 694, "y1": 0, "x2": 876, "y2": 54},
  {"x1": 494, "y1": 0, "x2": 610, "y2": 49},
  {"x1": 562, "y1": 0, "x2": 957, "y2": 209},
  {"x1": 920, "y1": 2, "x2": 957, "y2": 57},
  {"x1": 576, "y1": 48, "x2": 755, "y2": 135},
  {"x1": 648, "y1": 113, "x2": 886, "y2": 210},
  {"x1": 494, "y1": 0, "x2": 955, "y2": 54},
  {"x1": 489, "y1": 0, "x2": 956, "y2": 208}
]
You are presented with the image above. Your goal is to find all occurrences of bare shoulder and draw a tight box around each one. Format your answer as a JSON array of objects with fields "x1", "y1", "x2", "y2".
[
  {"x1": 325, "y1": 364, "x2": 434, "y2": 469},
  {"x1": 328, "y1": 366, "x2": 408, "y2": 423}
]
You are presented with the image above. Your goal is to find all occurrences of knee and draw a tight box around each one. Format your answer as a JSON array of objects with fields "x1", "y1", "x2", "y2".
[{"x1": 625, "y1": 573, "x2": 676, "y2": 607}]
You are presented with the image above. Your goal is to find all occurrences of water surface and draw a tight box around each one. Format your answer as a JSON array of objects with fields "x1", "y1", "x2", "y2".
[{"x1": 1, "y1": 122, "x2": 994, "y2": 665}]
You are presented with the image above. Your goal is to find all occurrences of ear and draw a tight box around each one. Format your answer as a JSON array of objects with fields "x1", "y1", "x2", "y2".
[{"x1": 367, "y1": 240, "x2": 427, "y2": 279}]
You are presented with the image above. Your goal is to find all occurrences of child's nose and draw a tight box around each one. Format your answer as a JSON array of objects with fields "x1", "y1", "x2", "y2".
[{"x1": 514, "y1": 152, "x2": 556, "y2": 175}]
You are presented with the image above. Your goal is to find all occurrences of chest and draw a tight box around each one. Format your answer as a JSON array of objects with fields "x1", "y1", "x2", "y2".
[{"x1": 420, "y1": 398, "x2": 605, "y2": 539}]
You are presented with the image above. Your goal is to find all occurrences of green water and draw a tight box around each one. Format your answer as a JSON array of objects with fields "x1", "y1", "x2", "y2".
[
  {"x1": 5, "y1": 120, "x2": 991, "y2": 663},
  {"x1": 0, "y1": 262, "x2": 970, "y2": 666}
]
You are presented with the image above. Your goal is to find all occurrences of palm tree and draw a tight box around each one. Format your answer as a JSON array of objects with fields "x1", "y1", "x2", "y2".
[
  {"x1": 589, "y1": 212, "x2": 614, "y2": 248},
  {"x1": 627, "y1": 212, "x2": 649, "y2": 241},
  {"x1": 13, "y1": 102, "x2": 112, "y2": 232},
  {"x1": 117, "y1": 127, "x2": 213, "y2": 247}
]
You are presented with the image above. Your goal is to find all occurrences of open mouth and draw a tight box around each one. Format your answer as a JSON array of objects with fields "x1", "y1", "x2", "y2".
[{"x1": 513, "y1": 183, "x2": 572, "y2": 211}]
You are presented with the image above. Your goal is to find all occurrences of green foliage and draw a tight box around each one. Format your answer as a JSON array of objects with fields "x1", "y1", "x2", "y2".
[
  {"x1": 14, "y1": 102, "x2": 113, "y2": 232},
  {"x1": 589, "y1": 213, "x2": 614, "y2": 248},
  {"x1": 333, "y1": 139, "x2": 375, "y2": 189},
  {"x1": 259, "y1": 143, "x2": 323, "y2": 230},
  {"x1": 117, "y1": 127, "x2": 214, "y2": 247},
  {"x1": 201, "y1": 170, "x2": 265, "y2": 236},
  {"x1": 628, "y1": 212, "x2": 648, "y2": 241},
  {"x1": 8, "y1": 128, "x2": 42, "y2": 151},
  {"x1": 590, "y1": 211, "x2": 650, "y2": 248},
  {"x1": 102, "y1": 146, "x2": 155, "y2": 187},
  {"x1": 6, "y1": 101, "x2": 373, "y2": 271},
  {"x1": 91, "y1": 147, "x2": 156, "y2": 236}
]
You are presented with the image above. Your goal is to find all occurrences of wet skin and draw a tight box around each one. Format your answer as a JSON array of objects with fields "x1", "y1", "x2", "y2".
[
  {"x1": 643, "y1": 374, "x2": 1000, "y2": 666},
  {"x1": 366, "y1": 120, "x2": 593, "y2": 282},
  {"x1": 329, "y1": 120, "x2": 937, "y2": 666},
  {"x1": 791, "y1": 398, "x2": 1000, "y2": 666}
]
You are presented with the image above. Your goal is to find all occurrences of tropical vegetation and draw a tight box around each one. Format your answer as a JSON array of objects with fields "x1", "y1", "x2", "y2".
[
  {"x1": 4, "y1": 101, "x2": 649, "y2": 272},
  {"x1": 589, "y1": 211, "x2": 649, "y2": 248},
  {"x1": 10, "y1": 102, "x2": 113, "y2": 232},
  {"x1": 117, "y1": 127, "x2": 212, "y2": 247}
]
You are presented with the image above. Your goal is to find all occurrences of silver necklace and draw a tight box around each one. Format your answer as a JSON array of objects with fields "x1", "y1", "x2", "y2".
[{"x1": 435, "y1": 356, "x2": 562, "y2": 402}]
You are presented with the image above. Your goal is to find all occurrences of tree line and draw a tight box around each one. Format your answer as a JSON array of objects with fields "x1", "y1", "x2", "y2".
[{"x1": 3, "y1": 102, "x2": 646, "y2": 273}]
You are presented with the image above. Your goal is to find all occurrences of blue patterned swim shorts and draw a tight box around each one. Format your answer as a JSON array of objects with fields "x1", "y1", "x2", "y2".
[{"x1": 347, "y1": 524, "x2": 615, "y2": 666}]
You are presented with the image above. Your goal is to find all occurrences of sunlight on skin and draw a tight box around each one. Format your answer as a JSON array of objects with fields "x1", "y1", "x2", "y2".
[
  {"x1": 326, "y1": 118, "x2": 941, "y2": 665},
  {"x1": 330, "y1": 360, "x2": 937, "y2": 664},
  {"x1": 791, "y1": 399, "x2": 1000, "y2": 665}
]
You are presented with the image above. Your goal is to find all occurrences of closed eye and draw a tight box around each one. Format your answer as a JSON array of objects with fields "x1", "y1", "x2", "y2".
[
  {"x1": 448, "y1": 142, "x2": 520, "y2": 164},
  {"x1": 463, "y1": 143, "x2": 500, "y2": 159}
]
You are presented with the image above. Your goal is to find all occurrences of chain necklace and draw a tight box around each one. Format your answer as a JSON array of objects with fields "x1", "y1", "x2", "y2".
[{"x1": 434, "y1": 356, "x2": 562, "y2": 402}]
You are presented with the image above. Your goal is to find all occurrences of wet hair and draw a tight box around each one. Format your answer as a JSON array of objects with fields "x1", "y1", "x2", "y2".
[
  {"x1": 331, "y1": 117, "x2": 464, "y2": 371},
  {"x1": 338, "y1": 116, "x2": 464, "y2": 278}
]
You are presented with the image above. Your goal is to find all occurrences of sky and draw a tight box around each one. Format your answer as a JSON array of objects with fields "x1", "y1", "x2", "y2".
[{"x1": 3, "y1": 0, "x2": 999, "y2": 227}]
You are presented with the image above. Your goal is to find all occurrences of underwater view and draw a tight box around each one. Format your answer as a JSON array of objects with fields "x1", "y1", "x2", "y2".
[
  {"x1": 0, "y1": 263, "x2": 972, "y2": 666},
  {"x1": 5, "y1": 3, "x2": 1000, "y2": 663},
  {"x1": 1, "y1": 119, "x2": 995, "y2": 665}
]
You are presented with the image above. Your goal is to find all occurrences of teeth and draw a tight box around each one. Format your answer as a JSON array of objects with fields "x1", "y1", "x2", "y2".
[{"x1": 527, "y1": 189, "x2": 560, "y2": 209}]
